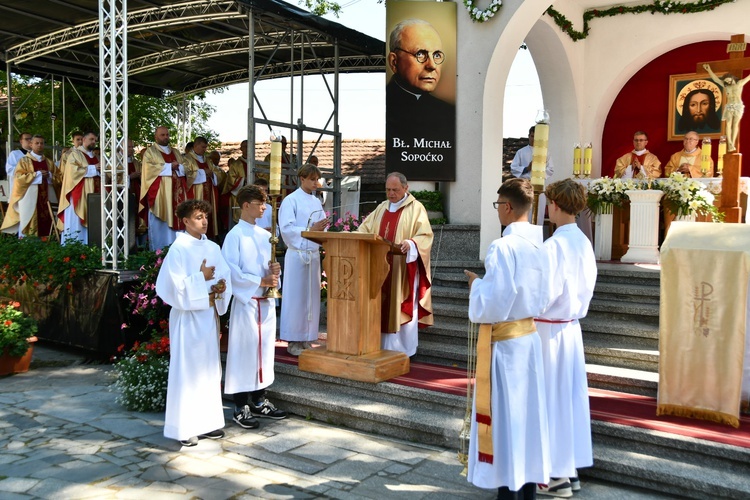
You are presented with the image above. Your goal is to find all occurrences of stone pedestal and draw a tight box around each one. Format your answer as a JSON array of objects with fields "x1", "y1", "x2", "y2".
[
  {"x1": 594, "y1": 204, "x2": 613, "y2": 260},
  {"x1": 621, "y1": 190, "x2": 664, "y2": 264}
]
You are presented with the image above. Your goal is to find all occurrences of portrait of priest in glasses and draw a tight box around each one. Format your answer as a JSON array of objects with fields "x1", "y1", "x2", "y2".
[{"x1": 386, "y1": 19, "x2": 456, "y2": 181}]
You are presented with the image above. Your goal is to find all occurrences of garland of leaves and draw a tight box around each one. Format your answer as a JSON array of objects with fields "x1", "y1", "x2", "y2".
[
  {"x1": 464, "y1": 0, "x2": 503, "y2": 22},
  {"x1": 547, "y1": 0, "x2": 735, "y2": 42}
]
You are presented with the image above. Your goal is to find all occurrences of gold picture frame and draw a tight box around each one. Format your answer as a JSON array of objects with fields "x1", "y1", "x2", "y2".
[{"x1": 668, "y1": 72, "x2": 725, "y2": 141}]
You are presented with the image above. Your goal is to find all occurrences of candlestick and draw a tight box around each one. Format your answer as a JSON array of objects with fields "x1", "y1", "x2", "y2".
[
  {"x1": 573, "y1": 144, "x2": 582, "y2": 178},
  {"x1": 531, "y1": 119, "x2": 550, "y2": 189},
  {"x1": 269, "y1": 140, "x2": 282, "y2": 195},
  {"x1": 583, "y1": 143, "x2": 593, "y2": 178},
  {"x1": 700, "y1": 137, "x2": 712, "y2": 177},
  {"x1": 717, "y1": 136, "x2": 727, "y2": 176}
]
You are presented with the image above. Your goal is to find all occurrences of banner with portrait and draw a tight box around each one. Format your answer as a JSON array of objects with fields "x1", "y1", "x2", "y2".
[
  {"x1": 668, "y1": 72, "x2": 726, "y2": 141},
  {"x1": 385, "y1": 1, "x2": 456, "y2": 181}
]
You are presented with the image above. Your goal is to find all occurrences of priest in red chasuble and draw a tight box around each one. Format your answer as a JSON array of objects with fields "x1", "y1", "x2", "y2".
[
  {"x1": 57, "y1": 131, "x2": 101, "y2": 245},
  {"x1": 184, "y1": 136, "x2": 224, "y2": 240},
  {"x1": 140, "y1": 126, "x2": 189, "y2": 251},
  {"x1": 358, "y1": 172, "x2": 433, "y2": 357},
  {"x1": 614, "y1": 131, "x2": 661, "y2": 179},
  {"x1": 1, "y1": 134, "x2": 57, "y2": 238}
]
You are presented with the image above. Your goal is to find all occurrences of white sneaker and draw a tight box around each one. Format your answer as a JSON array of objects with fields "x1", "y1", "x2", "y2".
[{"x1": 537, "y1": 478, "x2": 573, "y2": 498}]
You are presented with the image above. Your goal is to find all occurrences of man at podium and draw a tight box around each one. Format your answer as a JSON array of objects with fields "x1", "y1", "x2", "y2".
[{"x1": 358, "y1": 172, "x2": 433, "y2": 357}]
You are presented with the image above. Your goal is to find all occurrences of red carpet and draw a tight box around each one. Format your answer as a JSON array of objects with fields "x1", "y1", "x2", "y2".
[{"x1": 275, "y1": 342, "x2": 750, "y2": 449}]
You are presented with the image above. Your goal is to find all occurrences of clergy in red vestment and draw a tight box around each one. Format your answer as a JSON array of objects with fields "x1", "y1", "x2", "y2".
[
  {"x1": 614, "y1": 131, "x2": 661, "y2": 179},
  {"x1": 184, "y1": 136, "x2": 224, "y2": 240},
  {"x1": 140, "y1": 126, "x2": 188, "y2": 251},
  {"x1": 57, "y1": 131, "x2": 100, "y2": 244},
  {"x1": 1, "y1": 135, "x2": 56, "y2": 238},
  {"x1": 357, "y1": 172, "x2": 433, "y2": 357}
]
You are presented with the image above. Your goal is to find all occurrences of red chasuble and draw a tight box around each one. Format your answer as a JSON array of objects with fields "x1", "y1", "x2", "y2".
[
  {"x1": 378, "y1": 209, "x2": 405, "y2": 333},
  {"x1": 146, "y1": 150, "x2": 188, "y2": 229},
  {"x1": 31, "y1": 158, "x2": 52, "y2": 237},
  {"x1": 189, "y1": 158, "x2": 219, "y2": 236},
  {"x1": 66, "y1": 152, "x2": 100, "y2": 224}
]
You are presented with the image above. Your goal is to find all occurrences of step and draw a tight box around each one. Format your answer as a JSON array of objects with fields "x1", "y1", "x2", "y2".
[
  {"x1": 432, "y1": 272, "x2": 472, "y2": 289},
  {"x1": 580, "y1": 316, "x2": 659, "y2": 340},
  {"x1": 594, "y1": 282, "x2": 661, "y2": 304},
  {"x1": 586, "y1": 428, "x2": 750, "y2": 499},
  {"x1": 430, "y1": 225, "x2": 480, "y2": 262},
  {"x1": 584, "y1": 334, "x2": 659, "y2": 372},
  {"x1": 268, "y1": 363, "x2": 464, "y2": 448},
  {"x1": 430, "y1": 284, "x2": 470, "y2": 306},
  {"x1": 413, "y1": 340, "x2": 468, "y2": 368},
  {"x1": 596, "y1": 263, "x2": 661, "y2": 286},
  {"x1": 420, "y1": 316, "x2": 471, "y2": 346},
  {"x1": 586, "y1": 364, "x2": 658, "y2": 397},
  {"x1": 588, "y1": 298, "x2": 660, "y2": 319}
]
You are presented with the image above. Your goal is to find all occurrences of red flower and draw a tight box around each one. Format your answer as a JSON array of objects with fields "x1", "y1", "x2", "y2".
[
  {"x1": 11, "y1": 301, "x2": 20, "y2": 308},
  {"x1": 80, "y1": 255, "x2": 87, "y2": 260},
  {"x1": 48, "y1": 257, "x2": 53, "y2": 263},
  {"x1": 117, "y1": 344, "x2": 125, "y2": 352},
  {"x1": 63, "y1": 257, "x2": 70, "y2": 263},
  {"x1": 4, "y1": 320, "x2": 12, "y2": 327}
]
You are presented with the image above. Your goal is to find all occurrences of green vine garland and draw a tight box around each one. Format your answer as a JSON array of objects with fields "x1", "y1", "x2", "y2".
[
  {"x1": 464, "y1": 0, "x2": 503, "y2": 22},
  {"x1": 547, "y1": 0, "x2": 735, "y2": 42}
]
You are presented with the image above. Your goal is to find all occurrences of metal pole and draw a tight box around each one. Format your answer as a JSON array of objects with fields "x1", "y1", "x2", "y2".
[
  {"x1": 6, "y1": 60, "x2": 13, "y2": 161},
  {"x1": 248, "y1": 9, "x2": 255, "y2": 182},
  {"x1": 332, "y1": 39, "x2": 341, "y2": 217},
  {"x1": 51, "y1": 76, "x2": 55, "y2": 162},
  {"x1": 289, "y1": 29, "x2": 295, "y2": 172},
  {"x1": 62, "y1": 78, "x2": 66, "y2": 149}
]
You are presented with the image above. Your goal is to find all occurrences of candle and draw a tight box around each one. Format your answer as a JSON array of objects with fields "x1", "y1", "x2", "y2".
[
  {"x1": 531, "y1": 123, "x2": 549, "y2": 189},
  {"x1": 573, "y1": 144, "x2": 582, "y2": 177},
  {"x1": 583, "y1": 144, "x2": 593, "y2": 177},
  {"x1": 270, "y1": 141, "x2": 282, "y2": 195},
  {"x1": 700, "y1": 138, "x2": 712, "y2": 177},
  {"x1": 717, "y1": 136, "x2": 727, "y2": 175}
]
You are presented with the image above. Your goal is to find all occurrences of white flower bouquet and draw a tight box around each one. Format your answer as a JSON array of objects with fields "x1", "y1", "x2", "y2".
[{"x1": 586, "y1": 177, "x2": 636, "y2": 214}]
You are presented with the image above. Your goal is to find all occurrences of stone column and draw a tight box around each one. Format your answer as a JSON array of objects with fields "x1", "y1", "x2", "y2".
[{"x1": 620, "y1": 190, "x2": 664, "y2": 264}]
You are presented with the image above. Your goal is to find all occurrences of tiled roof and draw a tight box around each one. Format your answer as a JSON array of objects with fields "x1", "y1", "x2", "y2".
[{"x1": 217, "y1": 139, "x2": 386, "y2": 185}]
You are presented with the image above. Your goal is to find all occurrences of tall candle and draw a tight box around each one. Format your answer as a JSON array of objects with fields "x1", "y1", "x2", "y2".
[
  {"x1": 583, "y1": 144, "x2": 593, "y2": 177},
  {"x1": 700, "y1": 138, "x2": 712, "y2": 177},
  {"x1": 270, "y1": 141, "x2": 282, "y2": 195},
  {"x1": 573, "y1": 144, "x2": 582, "y2": 177},
  {"x1": 531, "y1": 123, "x2": 549, "y2": 188},
  {"x1": 717, "y1": 136, "x2": 727, "y2": 175}
]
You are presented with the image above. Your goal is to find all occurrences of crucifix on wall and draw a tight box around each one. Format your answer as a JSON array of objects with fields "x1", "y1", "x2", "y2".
[{"x1": 697, "y1": 34, "x2": 750, "y2": 223}]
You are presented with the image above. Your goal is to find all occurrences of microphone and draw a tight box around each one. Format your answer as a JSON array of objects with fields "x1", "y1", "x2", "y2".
[{"x1": 306, "y1": 201, "x2": 378, "y2": 231}]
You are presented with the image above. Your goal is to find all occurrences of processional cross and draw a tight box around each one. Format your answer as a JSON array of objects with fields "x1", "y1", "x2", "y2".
[{"x1": 697, "y1": 34, "x2": 750, "y2": 223}]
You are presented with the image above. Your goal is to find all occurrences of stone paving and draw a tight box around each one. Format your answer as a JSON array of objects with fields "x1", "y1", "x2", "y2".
[{"x1": 0, "y1": 345, "x2": 671, "y2": 499}]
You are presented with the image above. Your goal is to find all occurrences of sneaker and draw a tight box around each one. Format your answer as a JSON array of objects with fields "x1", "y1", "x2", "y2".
[
  {"x1": 233, "y1": 405, "x2": 260, "y2": 429},
  {"x1": 537, "y1": 478, "x2": 573, "y2": 498},
  {"x1": 570, "y1": 475, "x2": 581, "y2": 492},
  {"x1": 250, "y1": 398, "x2": 288, "y2": 419},
  {"x1": 286, "y1": 341, "x2": 305, "y2": 356},
  {"x1": 198, "y1": 429, "x2": 225, "y2": 440},
  {"x1": 179, "y1": 436, "x2": 199, "y2": 447}
]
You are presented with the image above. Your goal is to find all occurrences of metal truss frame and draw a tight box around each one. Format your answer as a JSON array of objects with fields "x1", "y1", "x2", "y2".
[{"x1": 99, "y1": 0, "x2": 129, "y2": 269}]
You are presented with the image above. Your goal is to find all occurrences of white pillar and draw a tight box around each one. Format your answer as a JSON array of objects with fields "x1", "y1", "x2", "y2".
[{"x1": 620, "y1": 190, "x2": 664, "y2": 264}]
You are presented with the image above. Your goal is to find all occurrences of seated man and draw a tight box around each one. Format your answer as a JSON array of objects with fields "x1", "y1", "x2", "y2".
[
  {"x1": 664, "y1": 131, "x2": 714, "y2": 178},
  {"x1": 614, "y1": 131, "x2": 661, "y2": 179}
]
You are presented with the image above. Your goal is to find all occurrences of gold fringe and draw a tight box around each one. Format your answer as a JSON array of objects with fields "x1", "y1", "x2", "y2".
[{"x1": 656, "y1": 404, "x2": 740, "y2": 429}]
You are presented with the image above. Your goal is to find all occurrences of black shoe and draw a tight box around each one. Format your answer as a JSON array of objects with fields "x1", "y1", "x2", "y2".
[
  {"x1": 179, "y1": 436, "x2": 199, "y2": 447},
  {"x1": 250, "y1": 398, "x2": 287, "y2": 419},
  {"x1": 198, "y1": 429, "x2": 225, "y2": 440},
  {"x1": 233, "y1": 405, "x2": 260, "y2": 429}
]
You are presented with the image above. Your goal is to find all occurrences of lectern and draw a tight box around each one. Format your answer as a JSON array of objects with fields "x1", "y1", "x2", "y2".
[{"x1": 298, "y1": 231, "x2": 410, "y2": 382}]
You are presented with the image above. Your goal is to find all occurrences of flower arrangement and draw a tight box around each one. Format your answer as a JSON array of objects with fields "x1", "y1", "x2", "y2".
[
  {"x1": 0, "y1": 301, "x2": 38, "y2": 357},
  {"x1": 658, "y1": 173, "x2": 723, "y2": 220},
  {"x1": 327, "y1": 211, "x2": 366, "y2": 232},
  {"x1": 0, "y1": 235, "x2": 102, "y2": 299},
  {"x1": 112, "y1": 336, "x2": 170, "y2": 412},
  {"x1": 464, "y1": 0, "x2": 502, "y2": 22},
  {"x1": 586, "y1": 177, "x2": 636, "y2": 214}
]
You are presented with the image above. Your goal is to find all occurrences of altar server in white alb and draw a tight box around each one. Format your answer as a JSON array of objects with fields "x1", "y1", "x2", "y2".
[
  {"x1": 464, "y1": 178, "x2": 551, "y2": 499},
  {"x1": 156, "y1": 199, "x2": 231, "y2": 448},
  {"x1": 222, "y1": 185, "x2": 287, "y2": 430},
  {"x1": 278, "y1": 163, "x2": 328, "y2": 356},
  {"x1": 535, "y1": 179, "x2": 597, "y2": 498}
]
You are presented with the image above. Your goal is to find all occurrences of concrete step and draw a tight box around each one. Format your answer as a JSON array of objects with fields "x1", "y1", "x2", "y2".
[
  {"x1": 268, "y1": 362, "x2": 465, "y2": 448},
  {"x1": 430, "y1": 284, "x2": 470, "y2": 306},
  {"x1": 587, "y1": 422, "x2": 750, "y2": 499},
  {"x1": 588, "y1": 298, "x2": 660, "y2": 319},
  {"x1": 596, "y1": 263, "x2": 661, "y2": 286},
  {"x1": 584, "y1": 334, "x2": 659, "y2": 372},
  {"x1": 580, "y1": 316, "x2": 659, "y2": 340},
  {"x1": 420, "y1": 316, "x2": 470, "y2": 346},
  {"x1": 432, "y1": 271, "x2": 472, "y2": 289},
  {"x1": 593, "y1": 282, "x2": 660, "y2": 304},
  {"x1": 430, "y1": 225, "x2": 481, "y2": 262},
  {"x1": 413, "y1": 340, "x2": 468, "y2": 368},
  {"x1": 586, "y1": 363, "x2": 658, "y2": 397}
]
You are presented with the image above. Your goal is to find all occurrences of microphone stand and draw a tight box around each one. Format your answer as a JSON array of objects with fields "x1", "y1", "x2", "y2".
[{"x1": 263, "y1": 193, "x2": 282, "y2": 299}]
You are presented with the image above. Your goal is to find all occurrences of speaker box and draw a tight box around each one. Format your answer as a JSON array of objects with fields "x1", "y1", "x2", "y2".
[{"x1": 87, "y1": 192, "x2": 137, "y2": 253}]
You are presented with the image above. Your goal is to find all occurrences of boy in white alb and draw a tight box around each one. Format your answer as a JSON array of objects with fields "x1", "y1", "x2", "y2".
[
  {"x1": 155, "y1": 200, "x2": 231, "y2": 447},
  {"x1": 536, "y1": 179, "x2": 597, "y2": 498},
  {"x1": 464, "y1": 178, "x2": 551, "y2": 500},
  {"x1": 222, "y1": 185, "x2": 286, "y2": 428}
]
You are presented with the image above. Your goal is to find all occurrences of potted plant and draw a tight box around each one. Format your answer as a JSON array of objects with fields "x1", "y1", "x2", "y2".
[
  {"x1": 410, "y1": 190, "x2": 447, "y2": 224},
  {"x1": 586, "y1": 177, "x2": 636, "y2": 260},
  {"x1": 0, "y1": 301, "x2": 39, "y2": 375}
]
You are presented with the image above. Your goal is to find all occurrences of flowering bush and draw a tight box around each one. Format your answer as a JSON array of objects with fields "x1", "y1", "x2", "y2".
[
  {"x1": 112, "y1": 336, "x2": 170, "y2": 412},
  {"x1": 122, "y1": 247, "x2": 171, "y2": 338},
  {"x1": 658, "y1": 173, "x2": 722, "y2": 220},
  {"x1": 586, "y1": 177, "x2": 636, "y2": 214},
  {"x1": 0, "y1": 301, "x2": 38, "y2": 357},
  {"x1": 0, "y1": 235, "x2": 102, "y2": 297},
  {"x1": 327, "y1": 211, "x2": 366, "y2": 232}
]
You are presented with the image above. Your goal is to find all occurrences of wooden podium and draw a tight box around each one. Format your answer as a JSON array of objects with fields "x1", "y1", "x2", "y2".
[{"x1": 298, "y1": 231, "x2": 410, "y2": 383}]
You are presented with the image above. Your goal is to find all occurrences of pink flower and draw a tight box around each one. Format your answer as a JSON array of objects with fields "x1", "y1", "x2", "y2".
[
  {"x1": 121, "y1": 323, "x2": 128, "y2": 330},
  {"x1": 155, "y1": 249, "x2": 163, "y2": 255},
  {"x1": 150, "y1": 298, "x2": 158, "y2": 305}
]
